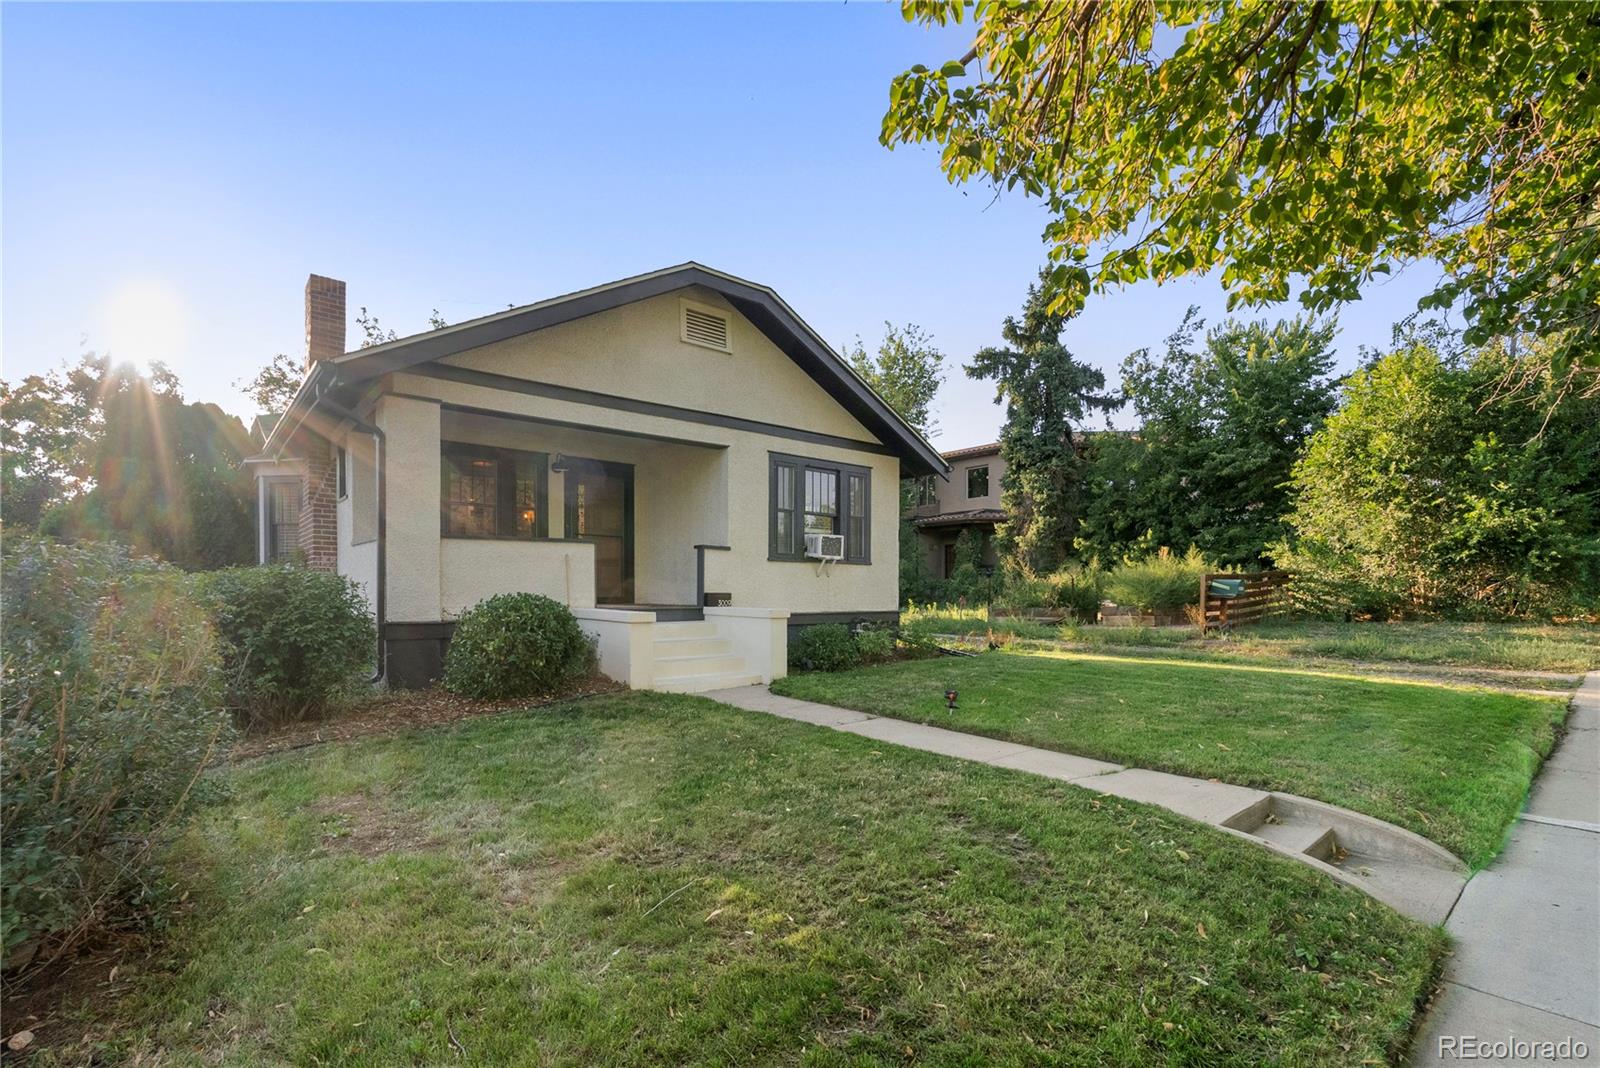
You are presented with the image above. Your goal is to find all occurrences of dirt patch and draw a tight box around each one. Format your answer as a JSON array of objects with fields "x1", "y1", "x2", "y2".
[
  {"x1": 314, "y1": 790, "x2": 439, "y2": 859},
  {"x1": 1, "y1": 929, "x2": 158, "y2": 1064},
  {"x1": 230, "y1": 675, "x2": 623, "y2": 762}
]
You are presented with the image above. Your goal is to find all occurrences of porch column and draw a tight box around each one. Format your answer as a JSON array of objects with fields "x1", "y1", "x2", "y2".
[{"x1": 375, "y1": 394, "x2": 442, "y2": 624}]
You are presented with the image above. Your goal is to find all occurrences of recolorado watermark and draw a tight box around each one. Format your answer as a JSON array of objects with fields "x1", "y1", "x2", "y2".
[{"x1": 1438, "y1": 1034, "x2": 1590, "y2": 1061}]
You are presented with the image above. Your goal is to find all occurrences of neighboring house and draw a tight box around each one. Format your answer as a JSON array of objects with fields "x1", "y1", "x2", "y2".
[
  {"x1": 904, "y1": 442, "x2": 1004, "y2": 579},
  {"x1": 246, "y1": 264, "x2": 947, "y2": 691}
]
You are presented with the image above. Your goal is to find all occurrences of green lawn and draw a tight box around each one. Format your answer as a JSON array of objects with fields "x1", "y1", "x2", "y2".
[
  {"x1": 774, "y1": 651, "x2": 1567, "y2": 868},
  {"x1": 67, "y1": 693, "x2": 1443, "y2": 1067},
  {"x1": 1062, "y1": 619, "x2": 1600, "y2": 674}
]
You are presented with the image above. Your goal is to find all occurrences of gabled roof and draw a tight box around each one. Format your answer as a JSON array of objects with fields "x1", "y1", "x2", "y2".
[
  {"x1": 249, "y1": 412, "x2": 283, "y2": 447},
  {"x1": 266, "y1": 263, "x2": 947, "y2": 478}
]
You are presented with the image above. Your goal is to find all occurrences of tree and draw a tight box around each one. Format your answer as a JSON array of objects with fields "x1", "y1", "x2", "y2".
[
  {"x1": 3, "y1": 357, "x2": 257, "y2": 568},
  {"x1": 355, "y1": 307, "x2": 398, "y2": 348},
  {"x1": 236, "y1": 353, "x2": 302, "y2": 413},
  {"x1": 845, "y1": 322, "x2": 945, "y2": 437},
  {"x1": 883, "y1": 2, "x2": 1600, "y2": 394},
  {"x1": 1278, "y1": 336, "x2": 1600, "y2": 618},
  {"x1": 1, "y1": 357, "x2": 103, "y2": 527},
  {"x1": 969, "y1": 278, "x2": 1120, "y2": 572},
  {"x1": 1079, "y1": 310, "x2": 1339, "y2": 564}
]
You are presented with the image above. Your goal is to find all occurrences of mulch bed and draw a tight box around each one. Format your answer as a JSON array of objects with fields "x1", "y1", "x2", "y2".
[{"x1": 229, "y1": 674, "x2": 625, "y2": 762}]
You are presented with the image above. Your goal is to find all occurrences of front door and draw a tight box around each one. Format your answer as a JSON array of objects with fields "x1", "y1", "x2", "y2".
[{"x1": 564, "y1": 458, "x2": 634, "y2": 604}]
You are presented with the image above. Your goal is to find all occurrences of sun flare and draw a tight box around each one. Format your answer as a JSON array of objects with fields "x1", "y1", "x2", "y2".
[{"x1": 104, "y1": 277, "x2": 188, "y2": 370}]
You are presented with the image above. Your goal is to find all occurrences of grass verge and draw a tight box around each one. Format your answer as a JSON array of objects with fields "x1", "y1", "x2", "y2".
[
  {"x1": 774, "y1": 650, "x2": 1567, "y2": 868},
  {"x1": 904, "y1": 605, "x2": 1600, "y2": 675},
  {"x1": 1060, "y1": 619, "x2": 1600, "y2": 674},
  {"x1": 47, "y1": 692, "x2": 1442, "y2": 1067}
]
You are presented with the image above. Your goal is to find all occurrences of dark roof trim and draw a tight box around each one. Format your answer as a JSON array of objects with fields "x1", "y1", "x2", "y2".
[
  {"x1": 320, "y1": 263, "x2": 947, "y2": 478},
  {"x1": 912, "y1": 508, "x2": 1005, "y2": 528},
  {"x1": 415, "y1": 363, "x2": 899, "y2": 457},
  {"x1": 942, "y1": 443, "x2": 1001, "y2": 461}
]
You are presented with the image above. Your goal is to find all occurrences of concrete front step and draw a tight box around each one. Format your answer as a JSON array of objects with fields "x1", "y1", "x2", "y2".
[
  {"x1": 656, "y1": 670, "x2": 765, "y2": 694},
  {"x1": 653, "y1": 654, "x2": 748, "y2": 680},
  {"x1": 653, "y1": 620, "x2": 718, "y2": 640},
  {"x1": 653, "y1": 636, "x2": 734, "y2": 658}
]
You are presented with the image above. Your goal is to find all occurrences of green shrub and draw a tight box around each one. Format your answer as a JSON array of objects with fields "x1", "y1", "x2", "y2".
[
  {"x1": 200, "y1": 566, "x2": 375, "y2": 727},
  {"x1": 443, "y1": 593, "x2": 594, "y2": 700},
  {"x1": 1106, "y1": 547, "x2": 1211, "y2": 613},
  {"x1": 855, "y1": 627, "x2": 896, "y2": 663},
  {"x1": 788, "y1": 623, "x2": 862, "y2": 672},
  {"x1": 1047, "y1": 565, "x2": 1106, "y2": 622},
  {"x1": 2, "y1": 535, "x2": 233, "y2": 964},
  {"x1": 993, "y1": 571, "x2": 1053, "y2": 611}
]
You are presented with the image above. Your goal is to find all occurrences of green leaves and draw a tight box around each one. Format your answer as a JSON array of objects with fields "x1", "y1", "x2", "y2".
[
  {"x1": 883, "y1": 1, "x2": 1600, "y2": 383},
  {"x1": 1279, "y1": 336, "x2": 1600, "y2": 618}
]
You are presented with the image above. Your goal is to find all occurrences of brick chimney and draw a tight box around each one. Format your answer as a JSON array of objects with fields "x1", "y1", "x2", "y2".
[
  {"x1": 295, "y1": 273, "x2": 345, "y2": 573},
  {"x1": 305, "y1": 274, "x2": 347, "y2": 368}
]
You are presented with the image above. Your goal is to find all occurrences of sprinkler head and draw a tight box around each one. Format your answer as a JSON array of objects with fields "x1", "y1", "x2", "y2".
[{"x1": 944, "y1": 689, "x2": 959, "y2": 710}]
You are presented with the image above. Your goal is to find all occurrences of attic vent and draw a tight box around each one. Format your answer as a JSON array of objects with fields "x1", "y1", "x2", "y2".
[{"x1": 680, "y1": 300, "x2": 731, "y2": 353}]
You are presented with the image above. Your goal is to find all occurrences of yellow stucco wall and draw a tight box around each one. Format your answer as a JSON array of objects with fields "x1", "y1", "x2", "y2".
[
  {"x1": 368, "y1": 307, "x2": 899, "y2": 620},
  {"x1": 440, "y1": 287, "x2": 877, "y2": 444}
]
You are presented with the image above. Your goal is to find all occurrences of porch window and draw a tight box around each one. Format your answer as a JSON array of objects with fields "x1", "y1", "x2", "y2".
[
  {"x1": 441, "y1": 442, "x2": 548, "y2": 539},
  {"x1": 265, "y1": 480, "x2": 300, "y2": 563},
  {"x1": 769, "y1": 452, "x2": 870, "y2": 563}
]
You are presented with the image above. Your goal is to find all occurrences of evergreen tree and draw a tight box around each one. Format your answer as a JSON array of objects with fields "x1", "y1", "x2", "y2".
[{"x1": 968, "y1": 278, "x2": 1119, "y2": 572}]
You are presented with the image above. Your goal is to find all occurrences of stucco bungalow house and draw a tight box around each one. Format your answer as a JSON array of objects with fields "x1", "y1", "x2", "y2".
[{"x1": 246, "y1": 264, "x2": 948, "y2": 691}]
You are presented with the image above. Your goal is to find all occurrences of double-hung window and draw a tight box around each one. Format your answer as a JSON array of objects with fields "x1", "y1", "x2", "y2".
[
  {"x1": 440, "y1": 442, "x2": 549, "y2": 539},
  {"x1": 769, "y1": 452, "x2": 870, "y2": 563},
  {"x1": 265, "y1": 480, "x2": 300, "y2": 563}
]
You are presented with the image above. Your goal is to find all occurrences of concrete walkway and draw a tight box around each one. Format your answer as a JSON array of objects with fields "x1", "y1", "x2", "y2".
[
  {"x1": 1409, "y1": 672, "x2": 1600, "y2": 1066},
  {"x1": 705, "y1": 675, "x2": 1600, "y2": 1062},
  {"x1": 705, "y1": 684, "x2": 1468, "y2": 925}
]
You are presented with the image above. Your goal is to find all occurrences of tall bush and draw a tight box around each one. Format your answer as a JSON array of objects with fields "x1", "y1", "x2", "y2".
[
  {"x1": 1106, "y1": 547, "x2": 1211, "y2": 613},
  {"x1": 1278, "y1": 342, "x2": 1600, "y2": 618},
  {"x1": 1, "y1": 536, "x2": 233, "y2": 965},
  {"x1": 1046, "y1": 564, "x2": 1106, "y2": 622},
  {"x1": 199, "y1": 566, "x2": 375, "y2": 726},
  {"x1": 443, "y1": 593, "x2": 594, "y2": 700}
]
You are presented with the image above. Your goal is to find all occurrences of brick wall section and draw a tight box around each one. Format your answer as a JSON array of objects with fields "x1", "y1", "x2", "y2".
[
  {"x1": 298, "y1": 435, "x2": 339, "y2": 572},
  {"x1": 295, "y1": 273, "x2": 346, "y2": 571},
  {"x1": 305, "y1": 274, "x2": 347, "y2": 368}
]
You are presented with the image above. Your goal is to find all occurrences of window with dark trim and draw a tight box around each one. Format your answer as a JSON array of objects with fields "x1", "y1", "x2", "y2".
[
  {"x1": 336, "y1": 447, "x2": 348, "y2": 499},
  {"x1": 910, "y1": 474, "x2": 937, "y2": 507},
  {"x1": 440, "y1": 442, "x2": 548, "y2": 539},
  {"x1": 769, "y1": 452, "x2": 870, "y2": 563},
  {"x1": 266, "y1": 481, "x2": 299, "y2": 563},
  {"x1": 967, "y1": 465, "x2": 990, "y2": 499}
]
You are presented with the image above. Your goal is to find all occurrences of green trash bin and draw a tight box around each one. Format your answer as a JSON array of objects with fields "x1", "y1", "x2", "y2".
[{"x1": 1207, "y1": 578, "x2": 1245, "y2": 599}]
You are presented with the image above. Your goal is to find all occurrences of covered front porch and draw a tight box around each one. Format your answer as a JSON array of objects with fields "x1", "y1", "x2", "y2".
[
  {"x1": 376, "y1": 399, "x2": 788, "y2": 690},
  {"x1": 433, "y1": 406, "x2": 731, "y2": 614}
]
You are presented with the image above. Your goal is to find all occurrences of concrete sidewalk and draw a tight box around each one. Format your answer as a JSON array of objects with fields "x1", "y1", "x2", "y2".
[{"x1": 1410, "y1": 672, "x2": 1600, "y2": 1066}]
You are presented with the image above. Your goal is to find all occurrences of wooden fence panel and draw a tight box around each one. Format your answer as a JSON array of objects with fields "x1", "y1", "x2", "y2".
[{"x1": 1199, "y1": 570, "x2": 1290, "y2": 633}]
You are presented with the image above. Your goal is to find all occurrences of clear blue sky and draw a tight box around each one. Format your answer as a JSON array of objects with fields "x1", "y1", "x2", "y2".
[{"x1": 3, "y1": 2, "x2": 1447, "y2": 447}]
